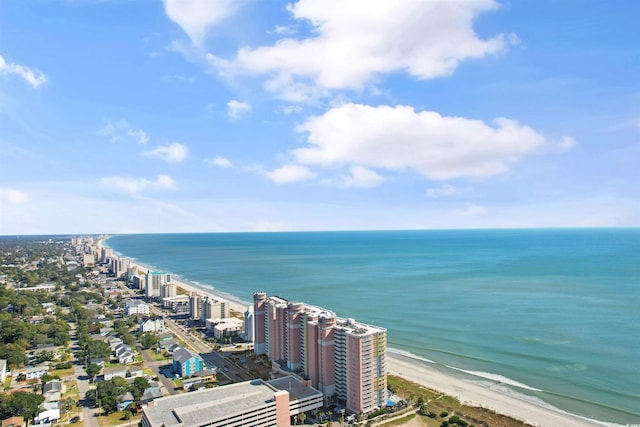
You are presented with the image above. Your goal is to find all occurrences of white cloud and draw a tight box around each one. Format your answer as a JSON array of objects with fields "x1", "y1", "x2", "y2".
[
  {"x1": 271, "y1": 25, "x2": 298, "y2": 36},
  {"x1": 0, "y1": 188, "x2": 29, "y2": 204},
  {"x1": 0, "y1": 54, "x2": 47, "y2": 88},
  {"x1": 557, "y1": 136, "x2": 577, "y2": 152},
  {"x1": 142, "y1": 142, "x2": 189, "y2": 163},
  {"x1": 100, "y1": 174, "x2": 176, "y2": 193},
  {"x1": 207, "y1": 0, "x2": 513, "y2": 100},
  {"x1": 226, "y1": 100, "x2": 252, "y2": 120},
  {"x1": 340, "y1": 166, "x2": 384, "y2": 188},
  {"x1": 98, "y1": 120, "x2": 149, "y2": 145},
  {"x1": 279, "y1": 105, "x2": 303, "y2": 115},
  {"x1": 293, "y1": 103, "x2": 548, "y2": 180},
  {"x1": 265, "y1": 164, "x2": 316, "y2": 183},
  {"x1": 127, "y1": 128, "x2": 150, "y2": 145},
  {"x1": 164, "y1": 0, "x2": 237, "y2": 47},
  {"x1": 455, "y1": 203, "x2": 487, "y2": 216},
  {"x1": 427, "y1": 184, "x2": 471, "y2": 198},
  {"x1": 206, "y1": 156, "x2": 232, "y2": 167}
]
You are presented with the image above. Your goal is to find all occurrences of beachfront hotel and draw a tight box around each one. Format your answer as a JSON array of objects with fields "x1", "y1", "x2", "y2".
[
  {"x1": 141, "y1": 377, "x2": 322, "y2": 427},
  {"x1": 253, "y1": 292, "x2": 388, "y2": 414},
  {"x1": 145, "y1": 271, "x2": 171, "y2": 298}
]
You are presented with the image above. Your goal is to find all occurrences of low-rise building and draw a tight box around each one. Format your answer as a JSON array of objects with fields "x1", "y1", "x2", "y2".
[
  {"x1": 103, "y1": 366, "x2": 127, "y2": 381},
  {"x1": 1, "y1": 417, "x2": 24, "y2": 427},
  {"x1": 205, "y1": 317, "x2": 244, "y2": 339},
  {"x1": 25, "y1": 364, "x2": 49, "y2": 380},
  {"x1": 124, "y1": 299, "x2": 150, "y2": 316},
  {"x1": 141, "y1": 377, "x2": 322, "y2": 427},
  {"x1": 140, "y1": 318, "x2": 165, "y2": 333},
  {"x1": 0, "y1": 360, "x2": 6, "y2": 383},
  {"x1": 172, "y1": 347, "x2": 203, "y2": 378}
]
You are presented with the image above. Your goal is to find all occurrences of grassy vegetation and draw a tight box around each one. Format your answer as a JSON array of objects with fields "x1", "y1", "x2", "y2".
[
  {"x1": 147, "y1": 350, "x2": 170, "y2": 362},
  {"x1": 51, "y1": 366, "x2": 75, "y2": 378},
  {"x1": 387, "y1": 375, "x2": 535, "y2": 427},
  {"x1": 96, "y1": 411, "x2": 142, "y2": 427},
  {"x1": 62, "y1": 379, "x2": 80, "y2": 401}
]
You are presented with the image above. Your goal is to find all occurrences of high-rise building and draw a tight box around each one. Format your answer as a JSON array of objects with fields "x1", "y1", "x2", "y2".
[
  {"x1": 244, "y1": 306, "x2": 254, "y2": 342},
  {"x1": 145, "y1": 271, "x2": 171, "y2": 299},
  {"x1": 201, "y1": 296, "x2": 229, "y2": 320},
  {"x1": 189, "y1": 292, "x2": 201, "y2": 320},
  {"x1": 253, "y1": 292, "x2": 387, "y2": 414},
  {"x1": 160, "y1": 283, "x2": 176, "y2": 299}
]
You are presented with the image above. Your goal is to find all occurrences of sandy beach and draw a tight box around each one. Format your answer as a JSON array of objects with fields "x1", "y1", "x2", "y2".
[
  {"x1": 387, "y1": 354, "x2": 605, "y2": 427},
  {"x1": 100, "y1": 237, "x2": 607, "y2": 427}
]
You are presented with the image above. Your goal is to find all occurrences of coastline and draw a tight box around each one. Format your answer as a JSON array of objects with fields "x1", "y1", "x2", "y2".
[
  {"x1": 100, "y1": 237, "x2": 249, "y2": 314},
  {"x1": 100, "y1": 236, "x2": 610, "y2": 427},
  {"x1": 387, "y1": 353, "x2": 605, "y2": 427}
]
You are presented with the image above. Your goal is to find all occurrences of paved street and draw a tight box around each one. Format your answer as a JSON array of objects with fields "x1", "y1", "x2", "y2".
[
  {"x1": 67, "y1": 322, "x2": 102, "y2": 427},
  {"x1": 140, "y1": 350, "x2": 178, "y2": 396}
]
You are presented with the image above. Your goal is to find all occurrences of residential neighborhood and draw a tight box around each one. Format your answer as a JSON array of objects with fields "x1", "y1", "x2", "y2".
[{"x1": 0, "y1": 236, "x2": 276, "y2": 427}]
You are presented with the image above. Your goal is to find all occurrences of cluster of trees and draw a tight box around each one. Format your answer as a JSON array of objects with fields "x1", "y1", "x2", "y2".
[
  {"x1": 0, "y1": 391, "x2": 44, "y2": 421},
  {"x1": 86, "y1": 376, "x2": 150, "y2": 415}
]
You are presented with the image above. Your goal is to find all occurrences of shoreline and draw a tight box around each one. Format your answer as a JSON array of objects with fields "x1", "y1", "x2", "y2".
[
  {"x1": 99, "y1": 236, "x2": 613, "y2": 427},
  {"x1": 100, "y1": 236, "x2": 249, "y2": 314},
  {"x1": 387, "y1": 353, "x2": 605, "y2": 427}
]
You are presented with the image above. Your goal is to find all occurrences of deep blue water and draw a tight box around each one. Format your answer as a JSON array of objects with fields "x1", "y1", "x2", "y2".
[{"x1": 106, "y1": 229, "x2": 640, "y2": 425}]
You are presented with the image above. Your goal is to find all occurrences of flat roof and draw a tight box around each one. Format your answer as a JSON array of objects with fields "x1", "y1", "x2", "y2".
[
  {"x1": 143, "y1": 379, "x2": 278, "y2": 427},
  {"x1": 268, "y1": 376, "x2": 322, "y2": 402}
]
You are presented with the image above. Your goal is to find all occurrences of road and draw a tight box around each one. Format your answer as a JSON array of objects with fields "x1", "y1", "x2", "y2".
[
  {"x1": 68, "y1": 325, "x2": 99, "y2": 427},
  {"x1": 140, "y1": 350, "x2": 179, "y2": 396}
]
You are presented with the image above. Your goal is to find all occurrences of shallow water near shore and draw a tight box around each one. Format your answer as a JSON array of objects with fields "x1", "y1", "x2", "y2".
[{"x1": 107, "y1": 228, "x2": 640, "y2": 426}]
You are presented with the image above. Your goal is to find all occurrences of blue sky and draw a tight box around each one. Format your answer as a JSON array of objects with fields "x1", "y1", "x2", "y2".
[{"x1": 0, "y1": 0, "x2": 638, "y2": 234}]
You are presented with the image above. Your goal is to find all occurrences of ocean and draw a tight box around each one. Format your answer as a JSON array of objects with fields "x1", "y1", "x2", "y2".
[{"x1": 106, "y1": 228, "x2": 640, "y2": 426}]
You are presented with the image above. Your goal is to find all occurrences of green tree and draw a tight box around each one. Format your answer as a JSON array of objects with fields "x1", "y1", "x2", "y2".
[
  {"x1": 85, "y1": 363, "x2": 101, "y2": 382},
  {"x1": 88, "y1": 377, "x2": 129, "y2": 415},
  {"x1": 129, "y1": 377, "x2": 150, "y2": 401},
  {"x1": 0, "y1": 343, "x2": 28, "y2": 368},
  {"x1": 140, "y1": 332, "x2": 159, "y2": 349},
  {"x1": 8, "y1": 392, "x2": 44, "y2": 424}
]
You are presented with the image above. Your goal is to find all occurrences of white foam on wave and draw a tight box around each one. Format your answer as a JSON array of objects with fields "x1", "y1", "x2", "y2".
[
  {"x1": 447, "y1": 366, "x2": 542, "y2": 392},
  {"x1": 388, "y1": 348, "x2": 435, "y2": 364}
]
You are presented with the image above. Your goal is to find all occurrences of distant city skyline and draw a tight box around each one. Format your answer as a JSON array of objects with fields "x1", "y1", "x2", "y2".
[{"x1": 1, "y1": 1, "x2": 638, "y2": 234}]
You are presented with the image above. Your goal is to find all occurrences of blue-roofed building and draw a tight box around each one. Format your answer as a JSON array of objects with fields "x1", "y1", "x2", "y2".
[{"x1": 172, "y1": 347, "x2": 203, "y2": 378}]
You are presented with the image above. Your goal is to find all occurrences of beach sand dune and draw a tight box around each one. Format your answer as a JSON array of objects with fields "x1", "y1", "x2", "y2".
[{"x1": 387, "y1": 355, "x2": 604, "y2": 427}]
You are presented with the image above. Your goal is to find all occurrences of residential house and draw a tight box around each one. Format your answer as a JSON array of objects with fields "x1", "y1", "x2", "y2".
[
  {"x1": 182, "y1": 369, "x2": 216, "y2": 390},
  {"x1": 172, "y1": 347, "x2": 203, "y2": 378},
  {"x1": 25, "y1": 364, "x2": 49, "y2": 380},
  {"x1": 139, "y1": 318, "x2": 165, "y2": 333},
  {"x1": 103, "y1": 366, "x2": 127, "y2": 381},
  {"x1": 139, "y1": 384, "x2": 163, "y2": 406},
  {"x1": 128, "y1": 366, "x2": 144, "y2": 378},
  {"x1": 1, "y1": 417, "x2": 24, "y2": 427},
  {"x1": 43, "y1": 379, "x2": 63, "y2": 404},
  {"x1": 0, "y1": 359, "x2": 6, "y2": 383},
  {"x1": 117, "y1": 392, "x2": 134, "y2": 411},
  {"x1": 34, "y1": 409, "x2": 60, "y2": 425},
  {"x1": 89, "y1": 357, "x2": 107, "y2": 368},
  {"x1": 113, "y1": 344, "x2": 136, "y2": 364}
]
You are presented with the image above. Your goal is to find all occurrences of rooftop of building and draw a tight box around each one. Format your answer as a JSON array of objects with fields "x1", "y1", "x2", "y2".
[
  {"x1": 335, "y1": 317, "x2": 386, "y2": 335},
  {"x1": 268, "y1": 376, "x2": 322, "y2": 401},
  {"x1": 172, "y1": 347, "x2": 201, "y2": 364},
  {"x1": 143, "y1": 379, "x2": 280, "y2": 427}
]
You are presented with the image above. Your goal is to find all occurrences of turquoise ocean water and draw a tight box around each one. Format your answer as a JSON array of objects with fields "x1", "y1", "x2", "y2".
[{"x1": 106, "y1": 229, "x2": 640, "y2": 426}]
